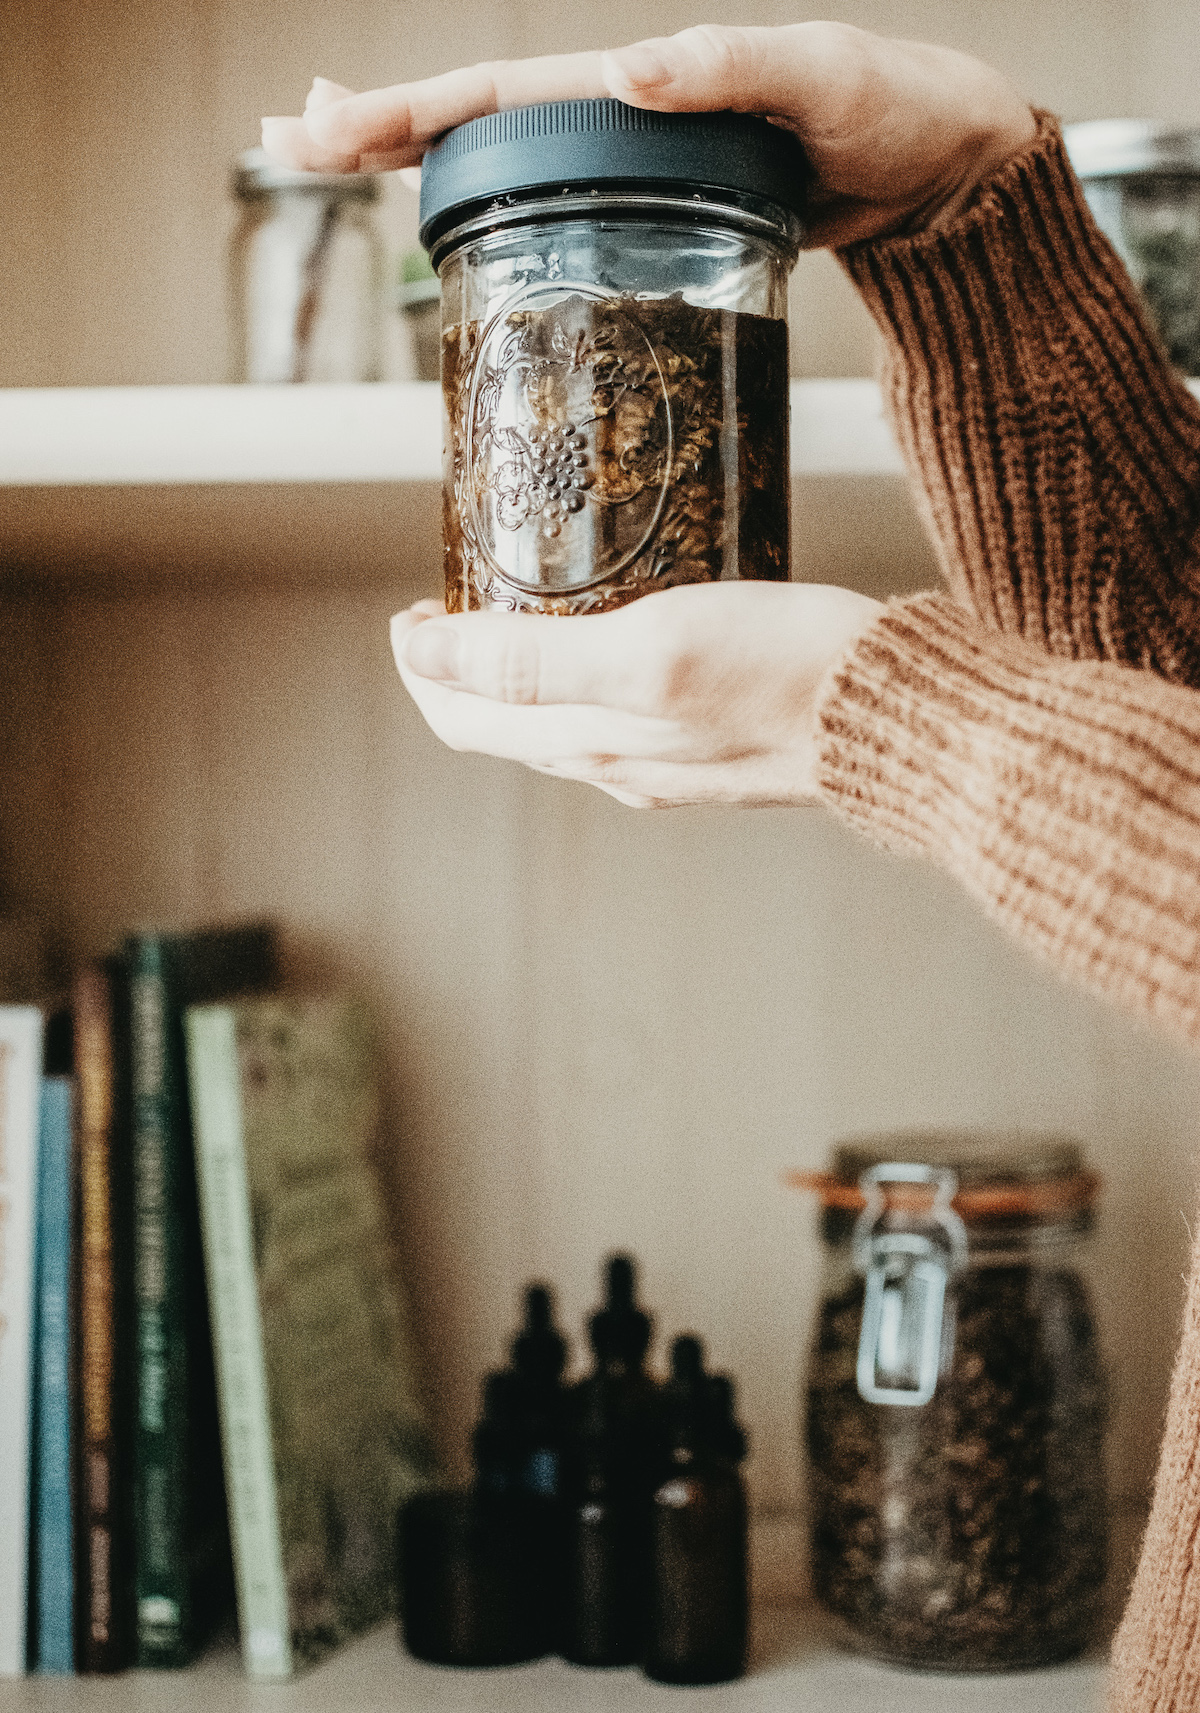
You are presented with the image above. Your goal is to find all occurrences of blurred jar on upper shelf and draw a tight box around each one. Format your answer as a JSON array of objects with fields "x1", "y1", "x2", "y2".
[
  {"x1": 1066, "y1": 121, "x2": 1200, "y2": 376},
  {"x1": 229, "y1": 149, "x2": 383, "y2": 383}
]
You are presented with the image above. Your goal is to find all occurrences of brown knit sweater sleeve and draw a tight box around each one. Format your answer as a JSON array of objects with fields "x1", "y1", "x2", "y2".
[
  {"x1": 811, "y1": 116, "x2": 1200, "y2": 1046},
  {"x1": 841, "y1": 113, "x2": 1200, "y2": 674},
  {"x1": 817, "y1": 591, "x2": 1200, "y2": 1042}
]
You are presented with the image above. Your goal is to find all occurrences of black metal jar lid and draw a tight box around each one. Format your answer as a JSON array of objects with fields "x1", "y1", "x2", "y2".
[{"x1": 418, "y1": 98, "x2": 809, "y2": 253}]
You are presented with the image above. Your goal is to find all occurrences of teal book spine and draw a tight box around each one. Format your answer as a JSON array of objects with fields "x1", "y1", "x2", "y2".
[{"x1": 30, "y1": 1076, "x2": 74, "y2": 1675}]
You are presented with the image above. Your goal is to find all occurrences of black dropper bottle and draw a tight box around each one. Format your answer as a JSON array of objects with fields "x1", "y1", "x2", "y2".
[
  {"x1": 643, "y1": 1335, "x2": 749, "y2": 1686},
  {"x1": 560, "y1": 1373, "x2": 644, "y2": 1667}
]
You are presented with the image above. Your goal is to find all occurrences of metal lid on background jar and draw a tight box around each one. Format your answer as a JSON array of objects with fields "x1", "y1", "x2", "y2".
[
  {"x1": 232, "y1": 147, "x2": 382, "y2": 200},
  {"x1": 786, "y1": 1128, "x2": 1102, "y2": 1232},
  {"x1": 417, "y1": 98, "x2": 810, "y2": 254},
  {"x1": 1065, "y1": 120, "x2": 1200, "y2": 179}
]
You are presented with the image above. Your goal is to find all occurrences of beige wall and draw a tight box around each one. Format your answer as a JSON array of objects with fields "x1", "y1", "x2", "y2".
[
  {"x1": 3, "y1": 0, "x2": 1200, "y2": 1535},
  {"x1": 3, "y1": 582, "x2": 1200, "y2": 1525}
]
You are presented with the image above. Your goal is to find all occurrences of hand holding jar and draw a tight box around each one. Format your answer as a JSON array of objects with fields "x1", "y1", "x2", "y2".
[
  {"x1": 262, "y1": 24, "x2": 1034, "y2": 802},
  {"x1": 390, "y1": 581, "x2": 881, "y2": 808},
  {"x1": 261, "y1": 23, "x2": 1034, "y2": 245}
]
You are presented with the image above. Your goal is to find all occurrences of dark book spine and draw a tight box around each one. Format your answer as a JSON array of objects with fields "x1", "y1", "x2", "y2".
[
  {"x1": 129, "y1": 938, "x2": 193, "y2": 1668},
  {"x1": 73, "y1": 966, "x2": 135, "y2": 1674}
]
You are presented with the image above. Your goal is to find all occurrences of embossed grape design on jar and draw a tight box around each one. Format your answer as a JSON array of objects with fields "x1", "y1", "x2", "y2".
[{"x1": 418, "y1": 101, "x2": 808, "y2": 614}]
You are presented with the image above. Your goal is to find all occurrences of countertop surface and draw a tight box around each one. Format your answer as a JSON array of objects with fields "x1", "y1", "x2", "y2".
[{"x1": 0, "y1": 1609, "x2": 1106, "y2": 1712}]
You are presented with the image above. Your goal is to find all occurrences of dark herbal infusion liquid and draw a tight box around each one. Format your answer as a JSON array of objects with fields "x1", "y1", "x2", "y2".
[{"x1": 442, "y1": 293, "x2": 789, "y2": 614}]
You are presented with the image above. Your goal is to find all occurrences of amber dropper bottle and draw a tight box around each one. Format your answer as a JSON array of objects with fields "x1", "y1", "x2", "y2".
[{"x1": 644, "y1": 1335, "x2": 749, "y2": 1686}]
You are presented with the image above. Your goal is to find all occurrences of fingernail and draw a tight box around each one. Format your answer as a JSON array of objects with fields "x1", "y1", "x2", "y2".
[
  {"x1": 306, "y1": 76, "x2": 348, "y2": 111},
  {"x1": 403, "y1": 624, "x2": 460, "y2": 682},
  {"x1": 604, "y1": 42, "x2": 673, "y2": 89}
]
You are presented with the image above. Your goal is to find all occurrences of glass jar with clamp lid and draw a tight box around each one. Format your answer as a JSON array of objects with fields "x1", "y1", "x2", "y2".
[{"x1": 790, "y1": 1130, "x2": 1108, "y2": 1671}]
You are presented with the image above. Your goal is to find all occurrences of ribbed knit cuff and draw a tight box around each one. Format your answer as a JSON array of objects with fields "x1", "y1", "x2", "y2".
[
  {"x1": 816, "y1": 590, "x2": 1200, "y2": 1042},
  {"x1": 837, "y1": 118, "x2": 1200, "y2": 673}
]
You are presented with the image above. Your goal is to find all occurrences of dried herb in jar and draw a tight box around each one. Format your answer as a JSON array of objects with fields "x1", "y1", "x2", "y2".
[
  {"x1": 806, "y1": 1262, "x2": 1108, "y2": 1670},
  {"x1": 442, "y1": 293, "x2": 789, "y2": 615}
]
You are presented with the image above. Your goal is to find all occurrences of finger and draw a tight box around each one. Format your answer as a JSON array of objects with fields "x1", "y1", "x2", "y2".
[
  {"x1": 300, "y1": 52, "x2": 609, "y2": 164},
  {"x1": 398, "y1": 670, "x2": 683, "y2": 766},
  {"x1": 392, "y1": 606, "x2": 665, "y2": 714},
  {"x1": 389, "y1": 603, "x2": 444, "y2": 673},
  {"x1": 261, "y1": 115, "x2": 362, "y2": 173},
  {"x1": 600, "y1": 23, "x2": 841, "y2": 123},
  {"x1": 591, "y1": 784, "x2": 665, "y2": 809},
  {"x1": 550, "y1": 755, "x2": 816, "y2": 806}
]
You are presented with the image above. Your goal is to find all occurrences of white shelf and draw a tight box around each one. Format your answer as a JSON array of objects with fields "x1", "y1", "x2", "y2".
[
  {"x1": 0, "y1": 1610, "x2": 1105, "y2": 1712},
  {"x1": 0, "y1": 386, "x2": 442, "y2": 488},
  {"x1": 0, "y1": 382, "x2": 903, "y2": 487},
  {"x1": 7, "y1": 379, "x2": 1193, "y2": 591},
  {"x1": 5, "y1": 379, "x2": 1198, "y2": 489}
]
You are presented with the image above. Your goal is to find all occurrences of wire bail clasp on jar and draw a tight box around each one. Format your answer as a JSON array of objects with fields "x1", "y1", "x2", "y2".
[{"x1": 852, "y1": 1164, "x2": 968, "y2": 1409}]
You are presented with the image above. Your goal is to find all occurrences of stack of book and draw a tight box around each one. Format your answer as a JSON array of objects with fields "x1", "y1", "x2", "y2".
[{"x1": 0, "y1": 920, "x2": 433, "y2": 1680}]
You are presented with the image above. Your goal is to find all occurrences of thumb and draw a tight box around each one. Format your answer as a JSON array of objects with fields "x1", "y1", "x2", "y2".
[
  {"x1": 391, "y1": 609, "x2": 656, "y2": 711},
  {"x1": 601, "y1": 24, "x2": 820, "y2": 119}
]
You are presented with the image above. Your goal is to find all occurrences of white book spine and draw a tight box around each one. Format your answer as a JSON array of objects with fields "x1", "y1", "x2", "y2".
[
  {"x1": 186, "y1": 1006, "x2": 292, "y2": 1680},
  {"x1": 0, "y1": 1008, "x2": 43, "y2": 1676}
]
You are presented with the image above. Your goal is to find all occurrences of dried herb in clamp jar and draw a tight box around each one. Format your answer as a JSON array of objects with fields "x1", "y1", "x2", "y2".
[
  {"x1": 789, "y1": 1132, "x2": 1109, "y2": 1672},
  {"x1": 418, "y1": 100, "x2": 807, "y2": 614}
]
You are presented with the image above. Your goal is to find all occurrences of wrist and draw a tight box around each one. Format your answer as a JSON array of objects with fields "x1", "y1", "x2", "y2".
[{"x1": 920, "y1": 105, "x2": 1038, "y2": 232}]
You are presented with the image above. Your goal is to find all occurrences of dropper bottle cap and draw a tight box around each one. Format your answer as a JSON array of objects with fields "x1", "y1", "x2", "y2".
[
  {"x1": 511, "y1": 1283, "x2": 568, "y2": 1385},
  {"x1": 662, "y1": 1335, "x2": 708, "y2": 1451},
  {"x1": 588, "y1": 1254, "x2": 653, "y2": 1370},
  {"x1": 662, "y1": 1336, "x2": 748, "y2": 1461}
]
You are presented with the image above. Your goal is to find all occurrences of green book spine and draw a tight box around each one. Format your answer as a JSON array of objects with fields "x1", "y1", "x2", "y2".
[
  {"x1": 186, "y1": 1008, "x2": 291, "y2": 1680},
  {"x1": 127, "y1": 924, "x2": 274, "y2": 1666},
  {"x1": 129, "y1": 938, "x2": 191, "y2": 1666}
]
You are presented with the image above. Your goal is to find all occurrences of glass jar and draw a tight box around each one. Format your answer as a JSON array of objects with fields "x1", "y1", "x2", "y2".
[
  {"x1": 418, "y1": 101, "x2": 806, "y2": 614},
  {"x1": 1066, "y1": 122, "x2": 1200, "y2": 375},
  {"x1": 792, "y1": 1131, "x2": 1109, "y2": 1671},
  {"x1": 229, "y1": 150, "x2": 383, "y2": 383},
  {"x1": 398, "y1": 249, "x2": 442, "y2": 383}
]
